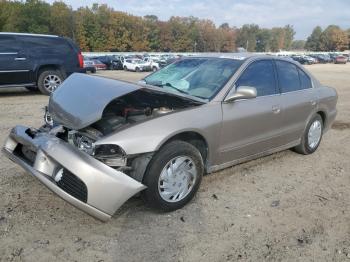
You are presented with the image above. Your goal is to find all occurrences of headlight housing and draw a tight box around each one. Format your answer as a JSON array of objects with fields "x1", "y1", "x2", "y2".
[{"x1": 94, "y1": 144, "x2": 127, "y2": 167}]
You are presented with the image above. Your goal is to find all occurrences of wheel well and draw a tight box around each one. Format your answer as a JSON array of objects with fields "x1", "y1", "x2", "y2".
[
  {"x1": 316, "y1": 111, "x2": 326, "y2": 125},
  {"x1": 37, "y1": 65, "x2": 64, "y2": 78},
  {"x1": 162, "y1": 132, "x2": 208, "y2": 166}
]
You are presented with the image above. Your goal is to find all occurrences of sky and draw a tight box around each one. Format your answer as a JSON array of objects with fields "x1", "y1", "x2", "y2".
[{"x1": 47, "y1": 0, "x2": 350, "y2": 40}]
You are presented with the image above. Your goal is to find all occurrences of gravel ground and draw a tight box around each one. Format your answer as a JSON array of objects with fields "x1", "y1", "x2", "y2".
[{"x1": 0, "y1": 64, "x2": 349, "y2": 262}]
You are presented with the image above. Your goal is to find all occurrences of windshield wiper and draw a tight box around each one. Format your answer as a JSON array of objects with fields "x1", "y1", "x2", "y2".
[
  {"x1": 144, "y1": 80, "x2": 189, "y2": 95},
  {"x1": 163, "y1": 82, "x2": 189, "y2": 95}
]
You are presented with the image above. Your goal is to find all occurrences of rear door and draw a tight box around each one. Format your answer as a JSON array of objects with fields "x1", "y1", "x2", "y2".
[
  {"x1": 275, "y1": 60, "x2": 316, "y2": 142},
  {"x1": 219, "y1": 59, "x2": 285, "y2": 164},
  {"x1": 0, "y1": 35, "x2": 32, "y2": 86}
]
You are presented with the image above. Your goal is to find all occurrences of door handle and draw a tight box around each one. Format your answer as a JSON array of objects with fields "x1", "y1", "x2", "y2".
[
  {"x1": 15, "y1": 57, "x2": 26, "y2": 61},
  {"x1": 272, "y1": 105, "x2": 281, "y2": 114}
]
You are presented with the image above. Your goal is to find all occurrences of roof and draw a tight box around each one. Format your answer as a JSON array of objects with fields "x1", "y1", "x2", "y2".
[{"x1": 0, "y1": 32, "x2": 59, "y2": 38}]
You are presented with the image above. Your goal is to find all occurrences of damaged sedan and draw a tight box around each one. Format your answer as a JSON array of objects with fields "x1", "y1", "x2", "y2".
[{"x1": 2, "y1": 55, "x2": 337, "y2": 221}]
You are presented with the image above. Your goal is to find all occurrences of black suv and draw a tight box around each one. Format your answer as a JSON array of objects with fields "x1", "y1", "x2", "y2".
[{"x1": 0, "y1": 33, "x2": 85, "y2": 95}]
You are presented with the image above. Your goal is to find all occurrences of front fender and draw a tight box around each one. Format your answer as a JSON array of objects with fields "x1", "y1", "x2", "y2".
[{"x1": 95, "y1": 103, "x2": 222, "y2": 160}]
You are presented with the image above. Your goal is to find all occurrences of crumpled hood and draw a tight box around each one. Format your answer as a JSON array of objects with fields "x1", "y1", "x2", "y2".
[
  {"x1": 49, "y1": 73, "x2": 202, "y2": 130},
  {"x1": 49, "y1": 74, "x2": 141, "y2": 130}
]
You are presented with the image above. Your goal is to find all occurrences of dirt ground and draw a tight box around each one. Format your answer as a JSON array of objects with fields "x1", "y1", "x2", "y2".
[{"x1": 0, "y1": 64, "x2": 349, "y2": 262}]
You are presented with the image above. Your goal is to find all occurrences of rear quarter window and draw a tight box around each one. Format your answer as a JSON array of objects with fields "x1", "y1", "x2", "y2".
[
  {"x1": 19, "y1": 36, "x2": 73, "y2": 55},
  {"x1": 276, "y1": 60, "x2": 301, "y2": 93},
  {"x1": 298, "y1": 68, "x2": 312, "y2": 89}
]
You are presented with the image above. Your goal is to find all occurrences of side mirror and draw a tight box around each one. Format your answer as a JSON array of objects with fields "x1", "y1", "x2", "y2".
[{"x1": 225, "y1": 86, "x2": 257, "y2": 103}]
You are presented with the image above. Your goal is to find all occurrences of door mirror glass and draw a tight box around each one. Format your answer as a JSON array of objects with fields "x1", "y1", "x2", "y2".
[{"x1": 225, "y1": 86, "x2": 257, "y2": 102}]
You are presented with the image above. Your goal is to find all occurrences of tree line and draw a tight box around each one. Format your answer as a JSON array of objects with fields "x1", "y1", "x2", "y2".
[{"x1": 0, "y1": 0, "x2": 349, "y2": 52}]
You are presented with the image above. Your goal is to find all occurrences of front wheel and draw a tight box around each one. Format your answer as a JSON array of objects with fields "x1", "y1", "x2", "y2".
[
  {"x1": 294, "y1": 114, "x2": 323, "y2": 155},
  {"x1": 142, "y1": 141, "x2": 203, "y2": 212}
]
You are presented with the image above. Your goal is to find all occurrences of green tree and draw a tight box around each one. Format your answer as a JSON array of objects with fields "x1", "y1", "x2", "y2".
[
  {"x1": 291, "y1": 40, "x2": 306, "y2": 50},
  {"x1": 305, "y1": 26, "x2": 322, "y2": 51}
]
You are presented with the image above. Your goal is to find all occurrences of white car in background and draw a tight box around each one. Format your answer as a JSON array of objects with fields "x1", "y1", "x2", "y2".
[
  {"x1": 123, "y1": 59, "x2": 150, "y2": 72},
  {"x1": 143, "y1": 57, "x2": 160, "y2": 72}
]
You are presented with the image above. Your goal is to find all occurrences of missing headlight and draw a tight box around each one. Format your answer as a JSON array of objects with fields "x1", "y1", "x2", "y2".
[{"x1": 94, "y1": 144, "x2": 127, "y2": 167}]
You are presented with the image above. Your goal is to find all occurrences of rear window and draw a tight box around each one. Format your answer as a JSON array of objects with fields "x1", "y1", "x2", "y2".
[{"x1": 276, "y1": 60, "x2": 301, "y2": 93}]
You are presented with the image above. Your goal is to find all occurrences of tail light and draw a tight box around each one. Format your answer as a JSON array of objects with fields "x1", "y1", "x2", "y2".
[{"x1": 78, "y1": 51, "x2": 84, "y2": 68}]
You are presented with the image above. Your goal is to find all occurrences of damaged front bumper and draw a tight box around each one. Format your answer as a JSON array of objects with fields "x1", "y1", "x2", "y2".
[{"x1": 2, "y1": 125, "x2": 146, "y2": 222}]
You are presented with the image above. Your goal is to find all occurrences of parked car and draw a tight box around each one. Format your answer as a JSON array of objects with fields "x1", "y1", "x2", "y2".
[
  {"x1": 94, "y1": 56, "x2": 123, "y2": 70},
  {"x1": 143, "y1": 57, "x2": 160, "y2": 71},
  {"x1": 334, "y1": 55, "x2": 347, "y2": 64},
  {"x1": 0, "y1": 32, "x2": 85, "y2": 95},
  {"x1": 313, "y1": 54, "x2": 332, "y2": 63},
  {"x1": 291, "y1": 55, "x2": 314, "y2": 65},
  {"x1": 91, "y1": 59, "x2": 107, "y2": 70},
  {"x1": 2, "y1": 55, "x2": 337, "y2": 221},
  {"x1": 83, "y1": 59, "x2": 96, "y2": 73},
  {"x1": 123, "y1": 58, "x2": 150, "y2": 72}
]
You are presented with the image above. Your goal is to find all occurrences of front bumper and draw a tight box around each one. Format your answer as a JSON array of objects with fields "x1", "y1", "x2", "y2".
[{"x1": 2, "y1": 125, "x2": 146, "y2": 222}]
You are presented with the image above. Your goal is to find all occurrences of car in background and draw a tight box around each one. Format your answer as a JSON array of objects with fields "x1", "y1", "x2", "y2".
[
  {"x1": 0, "y1": 32, "x2": 85, "y2": 95},
  {"x1": 123, "y1": 58, "x2": 150, "y2": 72},
  {"x1": 143, "y1": 57, "x2": 160, "y2": 72},
  {"x1": 314, "y1": 54, "x2": 332, "y2": 63},
  {"x1": 334, "y1": 55, "x2": 347, "y2": 64},
  {"x1": 2, "y1": 55, "x2": 338, "y2": 221},
  {"x1": 83, "y1": 59, "x2": 96, "y2": 73},
  {"x1": 91, "y1": 59, "x2": 107, "y2": 70},
  {"x1": 94, "y1": 56, "x2": 123, "y2": 70}
]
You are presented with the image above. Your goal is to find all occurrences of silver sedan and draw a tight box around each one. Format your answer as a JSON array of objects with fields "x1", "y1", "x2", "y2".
[{"x1": 3, "y1": 54, "x2": 338, "y2": 221}]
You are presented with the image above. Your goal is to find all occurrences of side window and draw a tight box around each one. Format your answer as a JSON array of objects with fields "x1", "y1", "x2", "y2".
[
  {"x1": 0, "y1": 36, "x2": 20, "y2": 52},
  {"x1": 298, "y1": 68, "x2": 312, "y2": 89},
  {"x1": 236, "y1": 60, "x2": 277, "y2": 96},
  {"x1": 19, "y1": 36, "x2": 72, "y2": 55},
  {"x1": 276, "y1": 60, "x2": 301, "y2": 93}
]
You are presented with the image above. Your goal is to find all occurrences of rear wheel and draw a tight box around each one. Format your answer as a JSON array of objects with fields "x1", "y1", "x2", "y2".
[
  {"x1": 142, "y1": 141, "x2": 203, "y2": 212},
  {"x1": 135, "y1": 67, "x2": 140, "y2": 72},
  {"x1": 152, "y1": 66, "x2": 157, "y2": 72},
  {"x1": 124, "y1": 66, "x2": 127, "y2": 71},
  {"x1": 37, "y1": 69, "x2": 64, "y2": 95},
  {"x1": 294, "y1": 114, "x2": 323, "y2": 155}
]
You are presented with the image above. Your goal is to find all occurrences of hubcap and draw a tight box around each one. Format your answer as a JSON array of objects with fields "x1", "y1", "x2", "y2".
[
  {"x1": 43, "y1": 74, "x2": 61, "y2": 92},
  {"x1": 308, "y1": 120, "x2": 322, "y2": 149},
  {"x1": 158, "y1": 156, "x2": 197, "y2": 203}
]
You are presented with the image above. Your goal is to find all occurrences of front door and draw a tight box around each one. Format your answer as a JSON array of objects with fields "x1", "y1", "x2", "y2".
[{"x1": 219, "y1": 59, "x2": 285, "y2": 164}]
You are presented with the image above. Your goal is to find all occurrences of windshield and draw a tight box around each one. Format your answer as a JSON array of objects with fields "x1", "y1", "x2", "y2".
[{"x1": 143, "y1": 58, "x2": 243, "y2": 100}]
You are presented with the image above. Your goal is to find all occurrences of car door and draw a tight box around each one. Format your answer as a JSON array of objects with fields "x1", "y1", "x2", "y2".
[
  {"x1": 275, "y1": 60, "x2": 316, "y2": 142},
  {"x1": 0, "y1": 35, "x2": 32, "y2": 86},
  {"x1": 219, "y1": 59, "x2": 285, "y2": 164}
]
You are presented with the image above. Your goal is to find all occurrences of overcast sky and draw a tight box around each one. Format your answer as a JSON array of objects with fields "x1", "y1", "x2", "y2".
[{"x1": 48, "y1": 0, "x2": 350, "y2": 39}]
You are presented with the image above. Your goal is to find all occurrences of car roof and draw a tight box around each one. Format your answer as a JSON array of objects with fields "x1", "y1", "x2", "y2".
[{"x1": 0, "y1": 32, "x2": 59, "y2": 38}]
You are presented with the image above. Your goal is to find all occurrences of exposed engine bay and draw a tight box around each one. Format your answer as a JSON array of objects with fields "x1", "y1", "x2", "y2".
[{"x1": 46, "y1": 89, "x2": 203, "y2": 175}]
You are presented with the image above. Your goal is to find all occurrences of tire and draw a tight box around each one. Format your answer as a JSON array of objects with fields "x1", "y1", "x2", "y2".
[
  {"x1": 135, "y1": 67, "x2": 140, "y2": 72},
  {"x1": 294, "y1": 114, "x2": 323, "y2": 155},
  {"x1": 152, "y1": 67, "x2": 157, "y2": 72},
  {"x1": 124, "y1": 66, "x2": 127, "y2": 71},
  {"x1": 142, "y1": 140, "x2": 203, "y2": 212},
  {"x1": 37, "y1": 69, "x2": 64, "y2": 95},
  {"x1": 91, "y1": 68, "x2": 96, "y2": 74}
]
